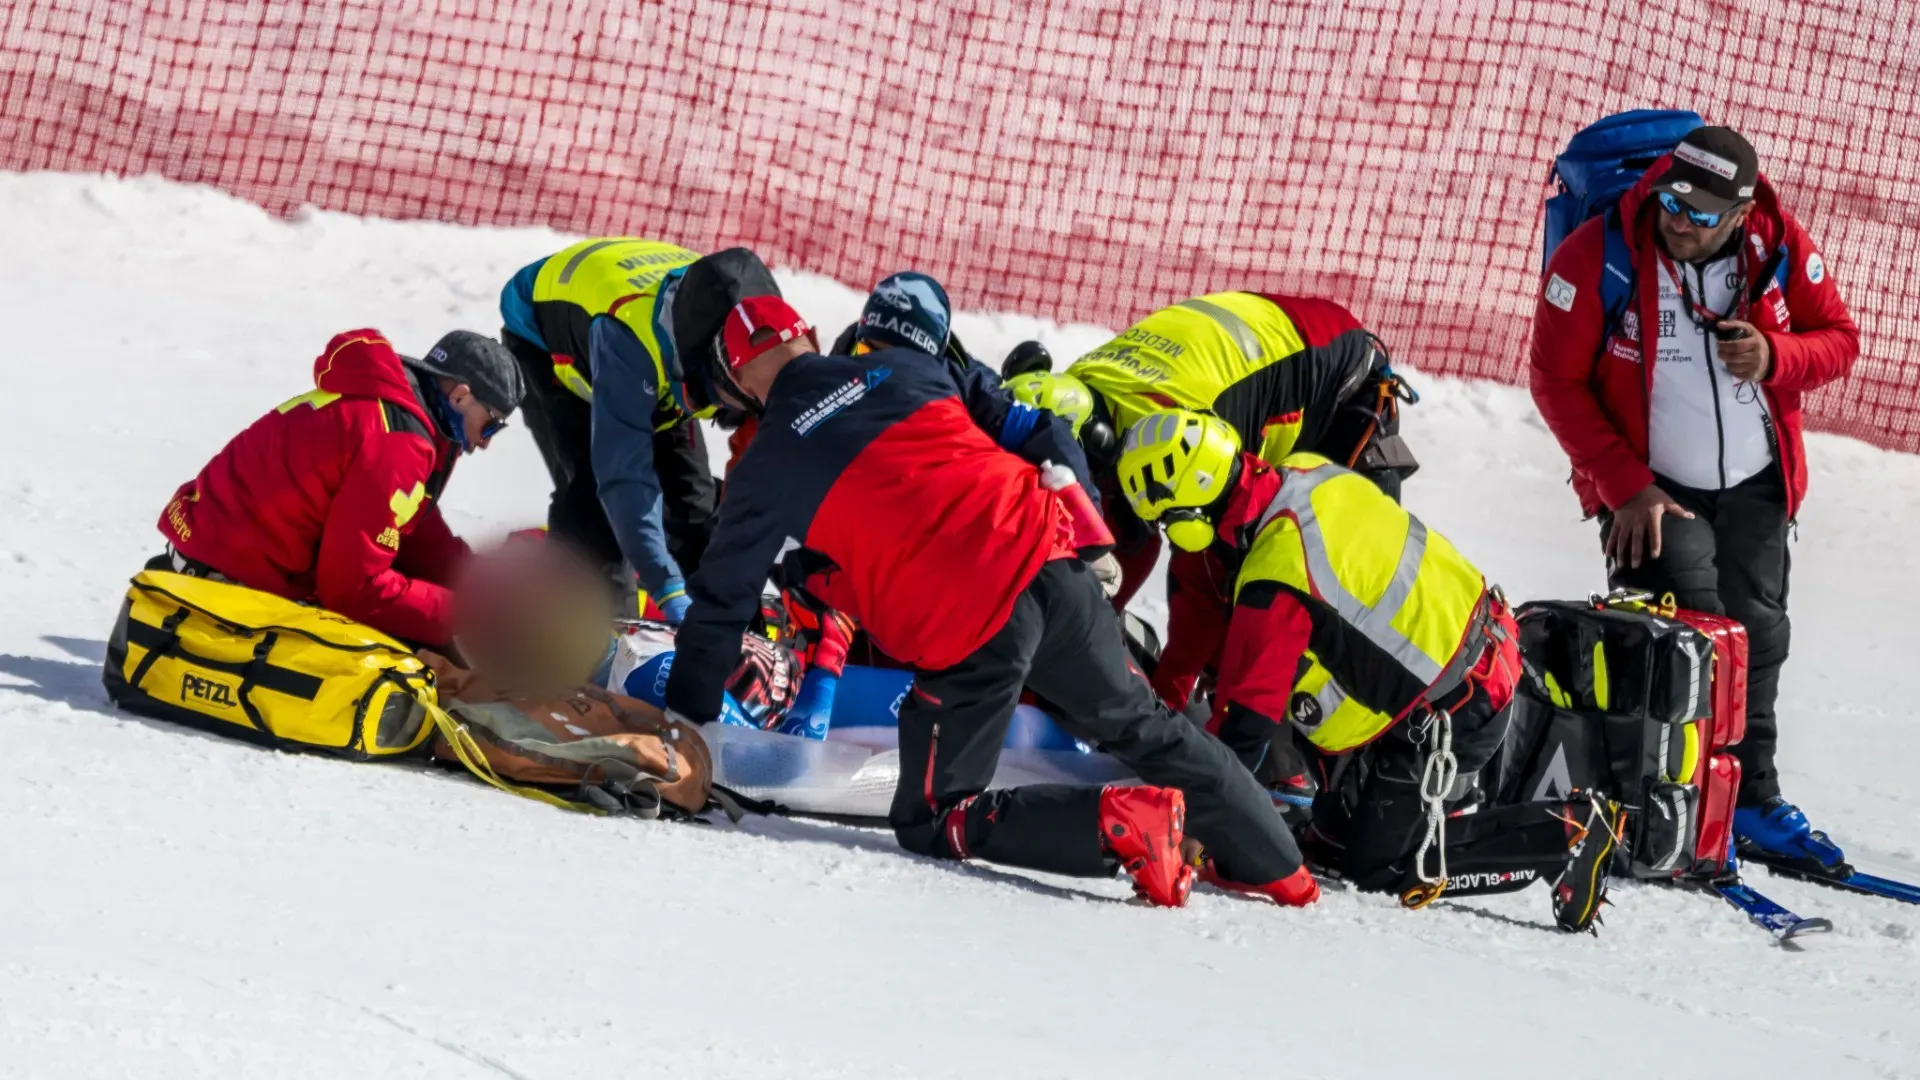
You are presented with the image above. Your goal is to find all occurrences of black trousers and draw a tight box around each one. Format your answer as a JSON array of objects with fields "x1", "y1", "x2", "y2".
[
  {"x1": 502, "y1": 331, "x2": 717, "y2": 581},
  {"x1": 1305, "y1": 692, "x2": 1534, "y2": 892},
  {"x1": 890, "y1": 559, "x2": 1303, "y2": 886},
  {"x1": 1600, "y1": 469, "x2": 1791, "y2": 805}
]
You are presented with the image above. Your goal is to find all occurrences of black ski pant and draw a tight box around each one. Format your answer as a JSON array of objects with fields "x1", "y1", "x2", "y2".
[
  {"x1": 890, "y1": 558, "x2": 1303, "y2": 886},
  {"x1": 502, "y1": 330, "x2": 717, "y2": 590},
  {"x1": 1307, "y1": 694, "x2": 1496, "y2": 891},
  {"x1": 1599, "y1": 469, "x2": 1791, "y2": 805},
  {"x1": 1305, "y1": 695, "x2": 1574, "y2": 894}
]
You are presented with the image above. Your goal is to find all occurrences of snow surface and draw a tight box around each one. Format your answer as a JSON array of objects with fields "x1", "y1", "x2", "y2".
[{"x1": 3, "y1": 172, "x2": 1919, "y2": 1079}]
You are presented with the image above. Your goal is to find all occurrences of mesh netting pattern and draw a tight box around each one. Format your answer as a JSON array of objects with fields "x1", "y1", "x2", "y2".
[{"x1": 4, "y1": 1, "x2": 1915, "y2": 448}]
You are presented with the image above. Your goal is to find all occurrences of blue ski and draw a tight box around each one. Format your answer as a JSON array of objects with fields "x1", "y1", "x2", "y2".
[
  {"x1": 1712, "y1": 880, "x2": 1833, "y2": 944},
  {"x1": 1750, "y1": 856, "x2": 1920, "y2": 907},
  {"x1": 1836, "y1": 870, "x2": 1920, "y2": 905}
]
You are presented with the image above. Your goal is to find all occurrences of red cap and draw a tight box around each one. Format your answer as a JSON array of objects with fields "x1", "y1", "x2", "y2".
[{"x1": 721, "y1": 295, "x2": 815, "y2": 372}]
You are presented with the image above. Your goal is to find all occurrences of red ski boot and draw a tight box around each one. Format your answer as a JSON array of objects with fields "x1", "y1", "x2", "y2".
[
  {"x1": 1198, "y1": 861, "x2": 1322, "y2": 908},
  {"x1": 1099, "y1": 786, "x2": 1194, "y2": 908}
]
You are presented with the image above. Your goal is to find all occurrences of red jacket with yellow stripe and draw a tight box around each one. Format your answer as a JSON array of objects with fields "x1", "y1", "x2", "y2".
[{"x1": 158, "y1": 330, "x2": 468, "y2": 645}]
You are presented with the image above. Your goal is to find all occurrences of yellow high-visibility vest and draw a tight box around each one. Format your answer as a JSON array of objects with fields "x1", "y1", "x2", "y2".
[
  {"x1": 1238, "y1": 454, "x2": 1489, "y2": 752},
  {"x1": 1069, "y1": 292, "x2": 1318, "y2": 462},
  {"x1": 530, "y1": 238, "x2": 700, "y2": 423}
]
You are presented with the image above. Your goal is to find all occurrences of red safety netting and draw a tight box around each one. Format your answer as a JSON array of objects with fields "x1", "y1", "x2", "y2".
[{"x1": 4, "y1": 0, "x2": 1916, "y2": 449}]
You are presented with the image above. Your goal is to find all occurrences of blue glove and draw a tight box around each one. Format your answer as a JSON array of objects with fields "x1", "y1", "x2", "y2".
[
  {"x1": 776, "y1": 668, "x2": 839, "y2": 741},
  {"x1": 656, "y1": 578, "x2": 692, "y2": 625}
]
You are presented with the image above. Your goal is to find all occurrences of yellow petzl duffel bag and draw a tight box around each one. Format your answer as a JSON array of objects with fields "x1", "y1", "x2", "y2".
[{"x1": 103, "y1": 570, "x2": 435, "y2": 758}]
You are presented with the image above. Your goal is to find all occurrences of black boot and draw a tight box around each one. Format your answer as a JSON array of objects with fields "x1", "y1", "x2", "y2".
[{"x1": 1552, "y1": 791, "x2": 1625, "y2": 935}]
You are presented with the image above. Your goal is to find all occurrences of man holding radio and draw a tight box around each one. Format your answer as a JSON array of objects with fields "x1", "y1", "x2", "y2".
[{"x1": 1528, "y1": 126, "x2": 1859, "y2": 871}]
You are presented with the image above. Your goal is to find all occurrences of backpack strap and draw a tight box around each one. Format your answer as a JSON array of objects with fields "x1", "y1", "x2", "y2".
[
  {"x1": 382, "y1": 399, "x2": 427, "y2": 440},
  {"x1": 1750, "y1": 237, "x2": 1791, "y2": 304},
  {"x1": 1598, "y1": 206, "x2": 1637, "y2": 340}
]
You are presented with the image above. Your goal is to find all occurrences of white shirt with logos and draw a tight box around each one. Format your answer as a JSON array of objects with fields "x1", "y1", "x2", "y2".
[{"x1": 1647, "y1": 254, "x2": 1776, "y2": 491}]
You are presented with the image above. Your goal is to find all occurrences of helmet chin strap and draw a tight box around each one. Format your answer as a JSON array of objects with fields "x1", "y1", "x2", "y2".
[
  {"x1": 1164, "y1": 513, "x2": 1216, "y2": 552},
  {"x1": 708, "y1": 339, "x2": 766, "y2": 418},
  {"x1": 1161, "y1": 452, "x2": 1246, "y2": 553}
]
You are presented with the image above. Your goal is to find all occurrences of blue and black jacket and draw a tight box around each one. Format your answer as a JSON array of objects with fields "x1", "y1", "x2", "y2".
[{"x1": 664, "y1": 348, "x2": 1091, "y2": 723}]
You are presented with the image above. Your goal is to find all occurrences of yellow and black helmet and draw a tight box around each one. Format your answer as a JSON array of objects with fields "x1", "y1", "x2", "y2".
[
  {"x1": 1116, "y1": 409, "x2": 1242, "y2": 552},
  {"x1": 1005, "y1": 371, "x2": 1096, "y2": 437}
]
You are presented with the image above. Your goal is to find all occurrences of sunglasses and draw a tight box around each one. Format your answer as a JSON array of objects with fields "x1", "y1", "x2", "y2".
[
  {"x1": 1657, "y1": 191, "x2": 1727, "y2": 229},
  {"x1": 481, "y1": 413, "x2": 509, "y2": 440}
]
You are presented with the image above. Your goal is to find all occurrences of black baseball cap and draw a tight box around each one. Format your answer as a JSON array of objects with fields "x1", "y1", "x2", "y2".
[
  {"x1": 404, "y1": 330, "x2": 525, "y2": 415},
  {"x1": 1652, "y1": 126, "x2": 1760, "y2": 214}
]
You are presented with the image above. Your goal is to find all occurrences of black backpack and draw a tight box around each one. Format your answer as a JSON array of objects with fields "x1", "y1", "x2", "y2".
[{"x1": 1495, "y1": 598, "x2": 1717, "y2": 879}]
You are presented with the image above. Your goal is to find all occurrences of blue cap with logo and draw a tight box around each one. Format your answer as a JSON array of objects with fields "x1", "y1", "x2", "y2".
[{"x1": 857, "y1": 271, "x2": 952, "y2": 357}]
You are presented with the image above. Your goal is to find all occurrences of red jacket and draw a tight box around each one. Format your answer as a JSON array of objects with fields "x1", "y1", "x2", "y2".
[
  {"x1": 665, "y1": 350, "x2": 1083, "y2": 721},
  {"x1": 1151, "y1": 545, "x2": 1235, "y2": 709},
  {"x1": 159, "y1": 330, "x2": 470, "y2": 645},
  {"x1": 1148, "y1": 457, "x2": 1280, "y2": 713},
  {"x1": 1528, "y1": 159, "x2": 1859, "y2": 519}
]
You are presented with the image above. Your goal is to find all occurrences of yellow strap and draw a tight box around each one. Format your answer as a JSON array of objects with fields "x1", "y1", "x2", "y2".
[
  {"x1": 1543, "y1": 671, "x2": 1572, "y2": 709},
  {"x1": 417, "y1": 692, "x2": 606, "y2": 815},
  {"x1": 1590, "y1": 641, "x2": 1610, "y2": 711},
  {"x1": 1676, "y1": 720, "x2": 1701, "y2": 785},
  {"x1": 553, "y1": 357, "x2": 596, "y2": 403}
]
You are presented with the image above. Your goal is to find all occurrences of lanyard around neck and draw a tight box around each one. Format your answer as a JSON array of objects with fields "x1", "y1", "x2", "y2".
[{"x1": 1656, "y1": 245, "x2": 1745, "y2": 330}]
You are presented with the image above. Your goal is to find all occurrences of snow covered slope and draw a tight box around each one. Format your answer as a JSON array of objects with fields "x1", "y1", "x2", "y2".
[{"x1": 4, "y1": 172, "x2": 1919, "y2": 1080}]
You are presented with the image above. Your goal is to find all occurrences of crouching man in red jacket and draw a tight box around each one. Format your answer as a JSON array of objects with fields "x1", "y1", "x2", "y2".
[
  {"x1": 1529, "y1": 126, "x2": 1859, "y2": 870},
  {"x1": 664, "y1": 296, "x2": 1315, "y2": 908},
  {"x1": 155, "y1": 329, "x2": 524, "y2": 647}
]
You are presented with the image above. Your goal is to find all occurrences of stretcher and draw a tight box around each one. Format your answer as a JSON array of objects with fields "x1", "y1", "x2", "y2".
[{"x1": 606, "y1": 623, "x2": 1131, "y2": 816}]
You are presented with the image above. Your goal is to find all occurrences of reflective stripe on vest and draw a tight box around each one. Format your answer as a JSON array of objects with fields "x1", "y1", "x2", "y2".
[
  {"x1": 551, "y1": 355, "x2": 596, "y2": 402},
  {"x1": 1255, "y1": 465, "x2": 1442, "y2": 683},
  {"x1": 1294, "y1": 601, "x2": 1488, "y2": 752},
  {"x1": 1293, "y1": 669, "x2": 1347, "y2": 736},
  {"x1": 1176, "y1": 297, "x2": 1265, "y2": 363},
  {"x1": 1243, "y1": 455, "x2": 1489, "y2": 752},
  {"x1": 556, "y1": 239, "x2": 625, "y2": 285},
  {"x1": 1067, "y1": 292, "x2": 1307, "y2": 435},
  {"x1": 530, "y1": 238, "x2": 700, "y2": 409}
]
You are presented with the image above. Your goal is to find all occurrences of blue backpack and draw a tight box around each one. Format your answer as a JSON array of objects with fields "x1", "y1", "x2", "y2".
[{"x1": 1542, "y1": 109, "x2": 1704, "y2": 327}]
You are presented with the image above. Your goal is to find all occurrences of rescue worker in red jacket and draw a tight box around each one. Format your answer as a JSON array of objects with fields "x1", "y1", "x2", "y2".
[
  {"x1": 155, "y1": 329, "x2": 523, "y2": 647},
  {"x1": 1528, "y1": 126, "x2": 1859, "y2": 871},
  {"x1": 663, "y1": 295, "x2": 1314, "y2": 909},
  {"x1": 1116, "y1": 408, "x2": 1621, "y2": 932}
]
